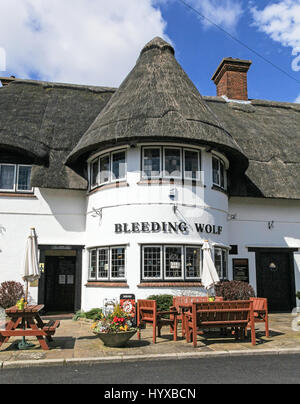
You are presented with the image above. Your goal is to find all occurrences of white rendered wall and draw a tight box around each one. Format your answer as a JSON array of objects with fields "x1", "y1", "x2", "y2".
[
  {"x1": 0, "y1": 188, "x2": 86, "y2": 303},
  {"x1": 228, "y1": 197, "x2": 300, "y2": 306},
  {"x1": 82, "y1": 146, "x2": 230, "y2": 310}
]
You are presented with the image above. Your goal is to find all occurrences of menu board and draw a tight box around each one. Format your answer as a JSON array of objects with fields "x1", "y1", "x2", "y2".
[{"x1": 233, "y1": 259, "x2": 249, "y2": 283}]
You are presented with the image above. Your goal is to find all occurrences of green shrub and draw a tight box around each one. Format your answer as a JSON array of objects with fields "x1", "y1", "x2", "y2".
[
  {"x1": 147, "y1": 294, "x2": 174, "y2": 312},
  {"x1": 73, "y1": 308, "x2": 103, "y2": 322},
  {"x1": 296, "y1": 291, "x2": 300, "y2": 300},
  {"x1": 215, "y1": 281, "x2": 255, "y2": 301}
]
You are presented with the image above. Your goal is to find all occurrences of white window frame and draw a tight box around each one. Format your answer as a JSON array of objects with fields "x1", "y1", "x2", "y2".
[
  {"x1": 163, "y1": 147, "x2": 182, "y2": 180},
  {"x1": 164, "y1": 245, "x2": 184, "y2": 280},
  {"x1": 110, "y1": 246, "x2": 127, "y2": 280},
  {"x1": 89, "y1": 149, "x2": 127, "y2": 190},
  {"x1": 213, "y1": 247, "x2": 228, "y2": 280},
  {"x1": 99, "y1": 153, "x2": 111, "y2": 186},
  {"x1": 142, "y1": 147, "x2": 162, "y2": 179},
  {"x1": 0, "y1": 163, "x2": 33, "y2": 193},
  {"x1": 16, "y1": 165, "x2": 33, "y2": 193},
  {"x1": 212, "y1": 155, "x2": 227, "y2": 190},
  {"x1": 111, "y1": 150, "x2": 127, "y2": 184},
  {"x1": 97, "y1": 247, "x2": 109, "y2": 281},
  {"x1": 183, "y1": 149, "x2": 201, "y2": 181},
  {"x1": 142, "y1": 245, "x2": 163, "y2": 280},
  {"x1": 88, "y1": 246, "x2": 127, "y2": 281},
  {"x1": 185, "y1": 246, "x2": 202, "y2": 280}
]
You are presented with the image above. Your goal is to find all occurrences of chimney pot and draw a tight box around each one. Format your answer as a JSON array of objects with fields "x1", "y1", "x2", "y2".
[{"x1": 212, "y1": 58, "x2": 252, "y2": 101}]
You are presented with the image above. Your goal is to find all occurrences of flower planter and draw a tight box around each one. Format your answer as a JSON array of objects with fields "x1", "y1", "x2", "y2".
[{"x1": 94, "y1": 330, "x2": 137, "y2": 347}]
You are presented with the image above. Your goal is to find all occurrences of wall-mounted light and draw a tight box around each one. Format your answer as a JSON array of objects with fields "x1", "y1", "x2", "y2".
[
  {"x1": 92, "y1": 207, "x2": 103, "y2": 219},
  {"x1": 268, "y1": 221, "x2": 274, "y2": 230},
  {"x1": 227, "y1": 213, "x2": 237, "y2": 221}
]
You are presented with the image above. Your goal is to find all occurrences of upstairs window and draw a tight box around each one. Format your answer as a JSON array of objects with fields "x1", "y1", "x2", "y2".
[
  {"x1": 0, "y1": 164, "x2": 32, "y2": 192},
  {"x1": 89, "y1": 149, "x2": 127, "y2": 189},
  {"x1": 212, "y1": 155, "x2": 226, "y2": 190},
  {"x1": 142, "y1": 146, "x2": 201, "y2": 181}
]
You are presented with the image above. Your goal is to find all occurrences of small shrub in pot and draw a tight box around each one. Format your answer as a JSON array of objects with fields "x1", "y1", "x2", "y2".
[
  {"x1": 215, "y1": 281, "x2": 255, "y2": 301},
  {"x1": 0, "y1": 281, "x2": 25, "y2": 309}
]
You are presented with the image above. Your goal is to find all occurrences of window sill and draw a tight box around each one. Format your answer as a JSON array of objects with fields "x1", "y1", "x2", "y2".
[
  {"x1": 85, "y1": 282, "x2": 129, "y2": 288},
  {"x1": 138, "y1": 282, "x2": 203, "y2": 288},
  {"x1": 211, "y1": 185, "x2": 228, "y2": 195},
  {"x1": 89, "y1": 181, "x2": 129, "y2": 195},
  {"x1": 0, "y1": 192, "x2": 36, "y2": 198}
]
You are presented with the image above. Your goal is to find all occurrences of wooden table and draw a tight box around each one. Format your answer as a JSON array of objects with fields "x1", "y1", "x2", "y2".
[{"x1": 0, "y1": 305, "x2": 60, "y2": 351}]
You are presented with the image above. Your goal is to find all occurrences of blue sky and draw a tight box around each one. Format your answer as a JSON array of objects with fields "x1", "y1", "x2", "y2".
[{"x1": 0, "y1": 0, "x2": 299, "y2": 103}]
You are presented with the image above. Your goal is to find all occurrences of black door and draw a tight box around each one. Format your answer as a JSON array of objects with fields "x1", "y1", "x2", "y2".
[
  {"x1": 256, "y1": 251, "x2": 296, "y2": 312},
  {"x1": 45, "y1": 256, "x2": 76, "y2": 312}
]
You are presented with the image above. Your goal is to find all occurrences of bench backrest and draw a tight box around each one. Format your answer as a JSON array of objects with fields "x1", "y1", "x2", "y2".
[
  {"x1": 137, "y1": 299, "x2": 157, "y2": 323},
  {"x1": 250, "y1": 297, "x2": 268, "y2": 312},
  {"x1": 192, "y1": 300, "x2": 253, "y2": 323},
  {"x1": 173, "y1": 296, "x2": 223, "y2": 312}
]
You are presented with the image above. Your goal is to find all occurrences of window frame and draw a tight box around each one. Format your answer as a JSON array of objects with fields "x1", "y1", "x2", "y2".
[
  {"x1": 141, "y1": 146, "x2": 201, "y2": 181},
  {"x1": 141, "y1": 244, "x2": 202, "y2": 282},
  {"x1": 213, "y1": 247, "x2": 228, "y2": 280},
  {"x1": 0, "y1": 163, "x2": 33, "y2": 193},
  {"x1": 88, "y1": 245, "x2": 127, "y2": 281},
  {"x1": 212, "y1": 154, "x2": 227, "y2": 190},
  {"x1": 89, "y1": 149, "x2": 127, "y2": 191}
]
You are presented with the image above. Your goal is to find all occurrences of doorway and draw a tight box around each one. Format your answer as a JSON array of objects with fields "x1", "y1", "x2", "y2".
[
  {"x1": 38, "y1": 246, "x2": 83, "y2": 313},
  {"x1": 255, "y1": 249, "x2": 296, "y2": 312}
]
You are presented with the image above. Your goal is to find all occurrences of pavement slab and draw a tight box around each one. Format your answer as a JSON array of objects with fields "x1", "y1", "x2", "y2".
[{"x1": 0, "y1": 313, "x2": 299, "y2": 366}]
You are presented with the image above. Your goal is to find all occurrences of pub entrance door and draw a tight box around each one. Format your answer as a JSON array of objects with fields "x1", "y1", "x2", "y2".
[{"x1": 256, "y1": 250, "x2": 296, "y2": 312}]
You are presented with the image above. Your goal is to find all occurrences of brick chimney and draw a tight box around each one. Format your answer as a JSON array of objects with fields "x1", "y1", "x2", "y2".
[{"x1": 211, "y1": 58, "x2": 252, "y2": 101}]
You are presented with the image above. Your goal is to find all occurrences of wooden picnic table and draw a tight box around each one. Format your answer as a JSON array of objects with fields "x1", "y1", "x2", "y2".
[{"x1": 0, "y1": 305, "x2": 60, "y2": 351}]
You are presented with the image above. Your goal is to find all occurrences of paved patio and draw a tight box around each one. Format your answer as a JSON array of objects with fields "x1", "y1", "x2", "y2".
[{"x1": 0, "y1": 313, "x2": 299, "y2": 363}]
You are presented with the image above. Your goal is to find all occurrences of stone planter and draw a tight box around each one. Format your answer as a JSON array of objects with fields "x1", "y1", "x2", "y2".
[{"x1": 94, "y1": 330, "x2": 137, "y2": 347}]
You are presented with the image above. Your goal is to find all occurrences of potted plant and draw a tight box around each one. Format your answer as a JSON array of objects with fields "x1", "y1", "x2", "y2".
[{"x1": 91, "y1": 304, "x2": 137, "y2": 347}]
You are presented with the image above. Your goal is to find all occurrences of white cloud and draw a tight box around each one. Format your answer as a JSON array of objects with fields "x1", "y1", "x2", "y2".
[
  {"x1": 295, "y1": 94, "x2": 300, "y2": 103},
  {"x1": 0, "y1": 0, "x2": 168, "y2": 86},
  {"x1": 190, "y1": 0, "x2": 243, "y2": 31},
  {"x1": 251, "y1": 0, "x2": 300, "y2": 52}
]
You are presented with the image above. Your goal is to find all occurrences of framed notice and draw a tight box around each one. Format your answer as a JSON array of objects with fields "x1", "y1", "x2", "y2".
[{"x1": 233, "y1": 259, "x2": 249, "y2": 283}]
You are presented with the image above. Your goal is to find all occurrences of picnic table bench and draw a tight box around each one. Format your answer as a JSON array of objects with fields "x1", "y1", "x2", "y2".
[
  {"x1": 184, "y1": 301, "x2": 256, "y2": 347},
  {"x1": 0, "y1": 305, "x2": 60, "y2": 351}
]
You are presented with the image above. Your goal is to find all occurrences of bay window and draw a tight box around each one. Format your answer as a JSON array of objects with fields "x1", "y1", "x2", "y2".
[
  {"x1": 142, "y1": 146, "x2": 201, "y2": 180},
  {"x1": 0, "y1": 164, "x2": 32, "y2": 192},
  {"x1": 89, "y1": 246, "x2": 126, "y2": 281},
  {"x1": 89, "y1": 149, "x2": 126, "y2": 189}
]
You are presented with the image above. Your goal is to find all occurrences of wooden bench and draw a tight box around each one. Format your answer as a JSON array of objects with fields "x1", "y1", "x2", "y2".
[
  {"x1": 137, "y1": 299, "x2": 178, "y2": 344},
  {"x1": 0, "y1": 305, "x2": 61, "y2": 350},
  {"x1": 185, "y1": 300, "x2": 256, "y2": 347},
  {"x1": 171, "y1": 296, "x2": 223, "y2": 336}
]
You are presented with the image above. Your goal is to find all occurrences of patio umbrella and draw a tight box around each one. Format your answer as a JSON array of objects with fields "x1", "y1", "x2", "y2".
[
  {"x1": 201, "y1": 241, "x2": 220, "y2": 296},
  {"x1": 19, "y1": 227, "x2": 40, "y2": 349}
]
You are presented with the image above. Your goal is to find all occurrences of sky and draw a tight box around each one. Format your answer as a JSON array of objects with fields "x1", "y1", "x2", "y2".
[{"x1": 0, "y1": 0, "x2": 299, "y2": 103}]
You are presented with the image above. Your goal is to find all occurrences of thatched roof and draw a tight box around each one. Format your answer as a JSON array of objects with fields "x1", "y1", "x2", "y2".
[
  {"x1": 66, "y1": 37, "x2": 248, "y2": 171},
  {"x1": 0, "y1": 79, "x2": 115, "y2": 189},
  {"x1": 203, "y1": 96, "x2": 300, "y2": 199},
  {"x1": 0, "y1": 37, "x2": 299, "y2": 199}
]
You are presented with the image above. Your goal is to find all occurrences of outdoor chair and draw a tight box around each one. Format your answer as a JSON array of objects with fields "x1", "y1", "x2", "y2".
[
  {"x1": 171, "y1": 296, "x2": 224, "y2": 337},
  {"x1": 247, "y1": 297, "x2": 269, "y2": 338},
  {"x1": 184, "y1": 300, "x2": 256, "y2": 347},
  {"x1": 137, "y1": 299, "x2": 178, "y2": 344}
]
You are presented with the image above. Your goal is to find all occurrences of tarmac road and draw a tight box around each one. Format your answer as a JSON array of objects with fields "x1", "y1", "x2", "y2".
[{"x1": 1, "y1": 354, "x2": 300, "y2": 385}]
